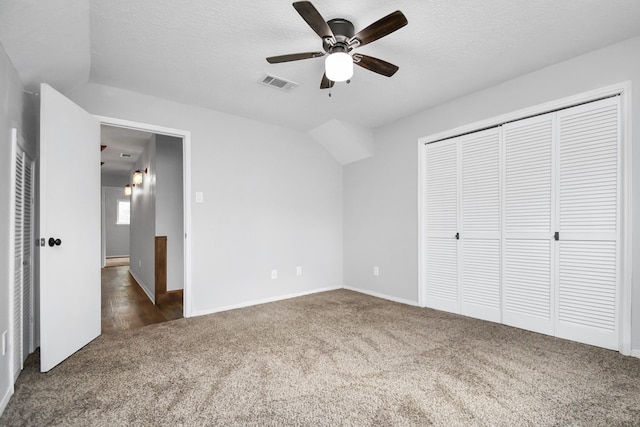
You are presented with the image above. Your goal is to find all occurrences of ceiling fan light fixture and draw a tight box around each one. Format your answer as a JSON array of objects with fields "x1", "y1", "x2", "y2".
[{"x1": 325, "y1": 51, "x2": 353, "y2": 82}]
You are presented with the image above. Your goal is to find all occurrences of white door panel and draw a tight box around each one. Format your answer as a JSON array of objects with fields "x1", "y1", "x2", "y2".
[
  {"x1": 424, "y1": 139, "x2": 459, "y2": 312},
  {"x1": 502, "y1": 114, "x2": 554, "y2": 334},
  {"x1": 555, "y1": 97, "x2": 620, "y2": 349},
  {"x1": 39, "y1": 84, "x2": 101, "y2": 372},
  {"x1": 460, "y1": 128, "x2": 501, "y2": 322}
]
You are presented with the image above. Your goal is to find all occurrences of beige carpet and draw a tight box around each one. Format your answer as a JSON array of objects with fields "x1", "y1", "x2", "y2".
[{"x1": 2, "y1": 289, "x2": 640, "y2": 426}]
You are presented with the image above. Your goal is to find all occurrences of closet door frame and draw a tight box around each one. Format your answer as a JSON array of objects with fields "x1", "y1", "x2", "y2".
[{"x1": 418, "y1": 81, "x2": 632, "y2": 355}]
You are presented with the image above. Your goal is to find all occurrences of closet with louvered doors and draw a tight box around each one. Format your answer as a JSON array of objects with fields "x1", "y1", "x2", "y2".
[
  {"x1": 424, "y1": 96, "x2": 622, "y2": 350},
  {"x1": 11, "y1": 133, "x2": 35, "y2": 383},
  {"x1": 424, "y1": 127, "x2": 501, "y2": 322}
]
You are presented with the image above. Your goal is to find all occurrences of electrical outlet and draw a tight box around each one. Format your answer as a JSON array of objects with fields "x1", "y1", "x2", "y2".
[
  {"x1": 373, "y1": 266, "x2": 380, "y2": 276},
  {"x1": 296, "y1": 266, "x2": 302, "y2": 276},
  {"x1": 271, "y1": 269, "x2": 278, "y2": 279}
]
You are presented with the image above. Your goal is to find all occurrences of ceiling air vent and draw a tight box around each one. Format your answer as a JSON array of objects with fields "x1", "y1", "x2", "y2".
[
  {"x1": 120, "y1": 153, "x2": 132, "y2": 158},
  {"x1": 260, "y1": 74, "x2": 298, "y2": 91}
]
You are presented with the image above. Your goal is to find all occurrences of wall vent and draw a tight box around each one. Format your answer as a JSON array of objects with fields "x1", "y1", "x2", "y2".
[
  {"x1": 120, "y1": 153, "x2": 132, "y2": 158},
  {"x1": 260, "y1": 74, "x2": 298, "y2": 91}
]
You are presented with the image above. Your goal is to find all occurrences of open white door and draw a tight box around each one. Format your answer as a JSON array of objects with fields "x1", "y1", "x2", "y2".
[{"x1": 39, "y1": 84, "x2": 101, "y2": 372}]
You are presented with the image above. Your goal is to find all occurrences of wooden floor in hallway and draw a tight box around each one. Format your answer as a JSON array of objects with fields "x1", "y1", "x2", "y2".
[{"x1": 101, "y1": 265, "x2": 183, "y2": 333}]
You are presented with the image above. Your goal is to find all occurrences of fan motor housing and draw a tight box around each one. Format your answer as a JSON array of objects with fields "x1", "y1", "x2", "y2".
[{"x1": 323, "y1": 18, "x2": 355, "y2": 52}]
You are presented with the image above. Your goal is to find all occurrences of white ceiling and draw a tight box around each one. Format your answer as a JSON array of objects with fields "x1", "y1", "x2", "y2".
[{"x1": 1, "y1": 0, "x2": 640, "y2": 134}]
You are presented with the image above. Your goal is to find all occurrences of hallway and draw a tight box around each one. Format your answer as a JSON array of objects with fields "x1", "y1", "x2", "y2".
[{"x1": 101, "y1": 265, "x2": 183, "y2": 333}]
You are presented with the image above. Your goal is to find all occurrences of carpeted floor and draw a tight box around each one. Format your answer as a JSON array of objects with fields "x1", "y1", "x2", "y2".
[{"x1": 2, "y1": 289, "x2": 640, "y2": 426}]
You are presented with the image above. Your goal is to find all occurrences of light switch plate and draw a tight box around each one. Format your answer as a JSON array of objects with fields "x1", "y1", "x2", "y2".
[{"x1": 195, "y1": 191, "x2": 204, "y2": 203}]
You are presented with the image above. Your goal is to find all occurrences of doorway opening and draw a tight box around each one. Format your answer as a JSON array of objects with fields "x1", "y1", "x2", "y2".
[{"x1": 99, "y1": 118, "x2": 192, "y2": 332}]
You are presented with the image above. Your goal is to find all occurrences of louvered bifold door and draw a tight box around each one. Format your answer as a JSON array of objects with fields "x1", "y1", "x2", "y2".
[
  {"x1": 554, "y1": 97, "x2": 620, "y2": 350},
  {"x1": 424, "y1": 139, "x2": 460, "y2": 313},
  {"x1": 502, "y1": 114, "x2": 555, "y2": 335},
  {"x1": 459, "y1": 128, "x2": 501, "y2": 322},
  {"x1": 23, "y1": 158, "x2": 34, "y2": 358},
  {"x1": 13, "y1": 149, "x2": 25, "y2": 380}
]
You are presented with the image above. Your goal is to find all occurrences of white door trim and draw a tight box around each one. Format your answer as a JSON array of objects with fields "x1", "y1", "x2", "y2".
[
  {"x1": 94, "y1": 115, "x2": 193, "y2": 318},
  {"x1": 417, "y1": 81, "x2": 632, "y2": 355}
]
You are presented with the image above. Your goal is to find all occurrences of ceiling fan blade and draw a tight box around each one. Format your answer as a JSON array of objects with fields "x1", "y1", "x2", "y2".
[
  {"x1": 320, "y1": 73, "x2": 334, "y2": 89},
  {"x1": 293, "y1": 1, "x2": 335, "y2": 40},
  {"x1": 350, "y1": 10, "x2": 407, "y2": 47},
  {"x1": 266, "y1": 52, "x2": 325, "y2": 63},
  {"x1": 353, "y1": 54, "x2": 399, "y2": 77}
]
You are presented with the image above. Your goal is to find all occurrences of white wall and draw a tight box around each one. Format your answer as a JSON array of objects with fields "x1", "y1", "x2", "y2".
[
  {"x1": 128, "y1": 139, "x2": 156, "y2": 299},
  {"x1": 69, "y1": 84, "x2": 344, "y2": 314},
  {"x1": 102, "y1": 186, "x2": 130, "y2": 257},
  {"x1": 0, "y1": 42, "x2": 37, "y2": 414},
  {"x1": 101, "y1": 172, "x2": 129, "y2": 188},
  {"x1": 155, "y1": 135, "x2": 184, "y2": 291},
  {"x1": 344, "y1": 36, "x2": 640, "y2": 350}
]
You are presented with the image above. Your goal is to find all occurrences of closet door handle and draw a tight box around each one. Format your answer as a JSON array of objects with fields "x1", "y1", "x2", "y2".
[
  {"x1": 554, "y1": 232, "x2": 559, "y2": 241},
  {"x1": 455, "y1": 232, "x2": 460, "y2": 240}
]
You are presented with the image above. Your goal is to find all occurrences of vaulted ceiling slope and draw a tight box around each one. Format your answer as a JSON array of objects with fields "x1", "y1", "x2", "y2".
[{"x1": 1, "y1": 0, "x2": 640, "y2": 132}]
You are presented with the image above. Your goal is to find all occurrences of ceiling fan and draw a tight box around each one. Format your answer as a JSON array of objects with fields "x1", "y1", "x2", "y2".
[{"x1": 266, "y1": 1, "x2": 408, "y2": 89}]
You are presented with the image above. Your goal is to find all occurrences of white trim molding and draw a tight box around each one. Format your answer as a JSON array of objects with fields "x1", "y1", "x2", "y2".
[
  {"x1": 0, "y1": 385, "x2": 14, "y2": 419},
  {"x1": 190, "y1": 286, "x2": 343, "y2": 318},
  {"x1": 344, "y1": 285, "x2": 420, "y2": 307}
]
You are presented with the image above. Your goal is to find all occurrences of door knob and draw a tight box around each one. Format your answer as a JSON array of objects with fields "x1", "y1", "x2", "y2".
[{"x1": 48, "y1": 237, "x2": 62, "y2": 247}]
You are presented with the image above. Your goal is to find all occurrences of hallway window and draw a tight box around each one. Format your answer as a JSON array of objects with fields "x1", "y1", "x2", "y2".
[{"x1": 116, "y1": 199, "x2": 130, "y2": 225}]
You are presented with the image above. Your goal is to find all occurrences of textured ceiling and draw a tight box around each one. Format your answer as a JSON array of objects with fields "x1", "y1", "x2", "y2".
[
  {"x1": 1, "y1": 0, "x2": 640, "y2": 133},
  {"x1": 0, "y1": 0, "x2": 90, "y2": 94}
]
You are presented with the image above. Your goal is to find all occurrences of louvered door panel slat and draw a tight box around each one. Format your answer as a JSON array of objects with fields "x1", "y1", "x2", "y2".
[
  {"x1": 459, "y1": 128, "x2": 501, "y2": 321},
  {"x1": 23, "y1": 159, "x2": 33, "y2": 359},
  {"x1": 462, "y1": 240, "x2": 500, "y2": 321},
  {"x1": 13, "y1": 151, "x2": 24, "y2": 380},
  {"x1": 425, "y1": 238, "x2": 458, "y2": 302},
  {"x1": 426, "y1": 142, "x2": 457, "y2": 235},
  {"x1": 559, "y1": 101, "x2": 618, "y2": 233},
  {"x1": 505, "y1": 118, "x2": 552, "y2": 233},
  {"x1": 425, "y1": 140, "x2": 459, "y2": 312},
  {"x1": 503, "y1": 239, "x2": 552, "y2": 334},
  {"x1": 502, "y1": 114, "x2": 554, "y2": 335},
  {"x1": 461, "y1": 130, "x2": 500, "y2": 234},
  {"x1": 555, "y1": 96, "x2": 620, "y2": 350},
  {"x1": 557, "y1": 241, "x2": 616, "y2": 330}
]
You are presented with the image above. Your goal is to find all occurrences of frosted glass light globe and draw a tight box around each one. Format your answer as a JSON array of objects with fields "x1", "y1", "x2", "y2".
[{"x1": 325, "y1": 52, "x2": 353, "y2": 82}]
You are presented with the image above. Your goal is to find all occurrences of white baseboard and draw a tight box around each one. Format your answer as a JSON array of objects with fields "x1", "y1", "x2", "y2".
[
  {"x1": 0, "y1": 384, "x2": 14, "y2": 419},
  {"x1": 190, "y1": 286, "x2": 342, "y2": 318},
  {"x1": 129, "y1": 270, "x2": 154, "y2": 304},
  {"x1": 343, "y1": 285, "x2": 420, "y2": 307},
  {"x1": 631, "y1": 349, "x2": 640, "y2": 359}
]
